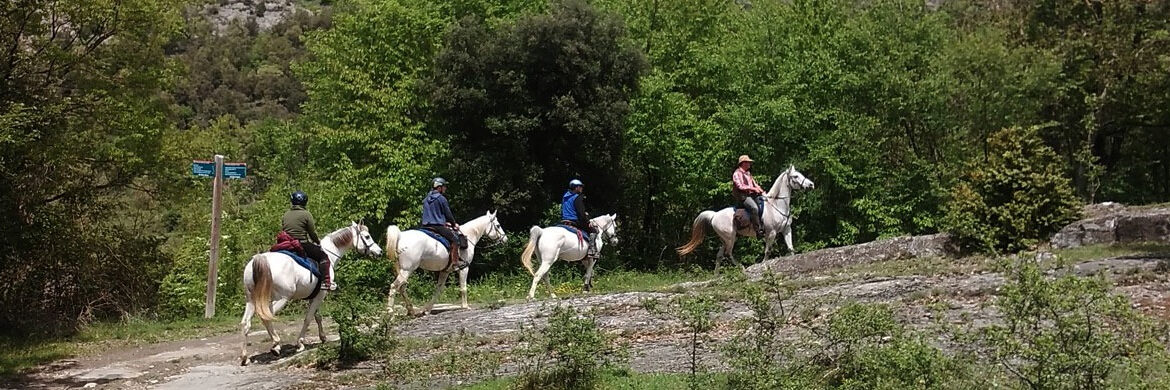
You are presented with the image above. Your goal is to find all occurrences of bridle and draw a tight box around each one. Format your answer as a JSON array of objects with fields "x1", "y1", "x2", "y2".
[
  {"x1": 592, "y1": 217, "x2": 618, "y2": 244},
  {"x1": 469, "y1": 215, "x2": 507, "y2": 249},
  {"x1": 322, "y1": 222, "x2": 378, "y2": 259}
]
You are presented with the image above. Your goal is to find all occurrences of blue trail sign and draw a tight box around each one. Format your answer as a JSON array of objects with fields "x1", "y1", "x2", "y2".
[
  {"x1": 222, "y1": 163, "x2": 247, "y2": 179},
  {"x1": 192, "y1": 160, "x2": 215, "y2": 177}
]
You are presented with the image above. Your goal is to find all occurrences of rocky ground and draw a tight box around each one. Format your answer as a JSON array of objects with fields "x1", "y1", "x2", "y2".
[{"x1": 10, "y1": 203, "x2": 1170, "y2": 389}]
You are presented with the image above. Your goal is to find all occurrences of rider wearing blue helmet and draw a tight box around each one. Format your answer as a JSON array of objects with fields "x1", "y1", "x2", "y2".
[
  {"x1": 282, "y1": 190, "x2": 335, "y2": 290},
  {"x1": 421, "y1": 178, "x2": 468, "y2": 270},
  {"x1": 561, "y1": 179, "x2": 598, "y2": 258}
]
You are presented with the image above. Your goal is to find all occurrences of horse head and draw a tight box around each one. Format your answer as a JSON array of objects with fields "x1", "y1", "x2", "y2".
[
  {"x1": 485, "y1": 210, "x2": 507, "y2": 243},
  {"x1": 350, "y1": 221, "x2": 383, "y2": 257},
  {"x1": 786, "y1": 165, "x2": 814, "y2": 190}
]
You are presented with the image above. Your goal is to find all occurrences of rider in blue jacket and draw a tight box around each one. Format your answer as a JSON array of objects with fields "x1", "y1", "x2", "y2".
[
  {"x1": 561, "y1": 179, "x2": 598, "y2": 258},
  {"x1": 422, "y1": 178, "x2": 468, "y2": 270}
]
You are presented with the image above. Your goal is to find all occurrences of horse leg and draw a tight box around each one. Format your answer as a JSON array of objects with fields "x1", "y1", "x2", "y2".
[
  {"x1": 582, "y1": 257, "x2": 596, "y2": 293},
  {"x1": 762, "y1": 234, "x2": 776, "y2": 262},
  {"x1": 459, "y1": 268, "x2": 470, "y2": 309},
  {"x1": 527, "y1": 258, "x2": 557, "y2": 300},
  {"x1": 298, "y1": 294, "x2": 325, "y2": 351},
  {"x1": 264, "y1": 298, "x2": 289, "y2": 356},
  {"x1": 424, "y1": 271, "x2": 452, "y2": 315},
  {"x1": 315, "y1": 311, "x2": 326, "y2": 344},
  {"x1": 784, "y1": 227, "x2": 795, "y2": 255},
  {"x1": 387, "y1": 268, "x2": 411, "y2": 315},
  {"x1": 240, "y1": 300, "x2": 255, "y2": 366}
]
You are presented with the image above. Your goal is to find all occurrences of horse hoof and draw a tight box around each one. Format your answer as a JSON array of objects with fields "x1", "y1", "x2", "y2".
[
  {"x1": 461, "y1": 305, "x2": 470, "y2": 310},
  {"x1": 549, "y1": 294, "x2": 558, "y2": 299},
  {"x1": 241, "y1": 357, "x2": 249, "y2": 366},
  {"x1": 271, "y1": 346, "x2": 281, "y2": 356},
  {"x1": 297, "y1": 341, "x2": 306, "y2": 352}
]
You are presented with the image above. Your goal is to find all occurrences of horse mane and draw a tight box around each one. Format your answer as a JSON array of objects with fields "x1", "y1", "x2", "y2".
[
  {"x1": 767, "y1": 167, "x2": 791, "y2": 198},
  {"x1": 330, "y1": 227, "x2": 354, "y2": 248}
]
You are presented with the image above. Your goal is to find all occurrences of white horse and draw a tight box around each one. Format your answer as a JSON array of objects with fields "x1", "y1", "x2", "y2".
[
  {"x1": 520, "y1": 214, "x2": 619, "y2": 300},
  {"x1": 676, "y1": 166, "x2": 814, "y2": 269},
  {"x1": 384, "y1": 211, "x2": 506, "y2": 315},
  {"x1": 240, "y1": 222, "x2": 382, "y2": 365}
]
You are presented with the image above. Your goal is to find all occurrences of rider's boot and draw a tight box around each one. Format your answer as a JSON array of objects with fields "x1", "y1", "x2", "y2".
[{"x1": 320, "y1": 258, "x2": 337, "y2": 290}]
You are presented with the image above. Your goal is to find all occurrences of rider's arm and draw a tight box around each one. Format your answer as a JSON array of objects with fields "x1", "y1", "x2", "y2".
[
  {"x1": 439, "y1": 196, "x2": 458, "y2": 227},
  {"x1": 306, "y1": 213, "x2": 321, "y2": 244},
  {"x1": 573, "y1": 195, "x2": 591, "y2": 223},
  {"x1": 732, "y1": 169, "x2": 753, "y2": 193}
]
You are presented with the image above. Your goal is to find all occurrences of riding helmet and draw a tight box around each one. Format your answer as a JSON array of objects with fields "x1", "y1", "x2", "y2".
[
  {"x1": 433, "y1": 177, "x2": 448, "y2": 188},
  {"x1": 291, "y1": 190, "x2": 308, "y2": 206}
]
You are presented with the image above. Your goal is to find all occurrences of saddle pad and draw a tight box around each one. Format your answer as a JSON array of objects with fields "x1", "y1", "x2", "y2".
[
  {"x1": 415, "y1": 228, "x2": 451, "y2": 248},
  {"x1": 557, "y1": 225, "x2": 590, "y2": 242},
  {"x1": 276, "y1": 250, "x2": 321, "y2": 280}
]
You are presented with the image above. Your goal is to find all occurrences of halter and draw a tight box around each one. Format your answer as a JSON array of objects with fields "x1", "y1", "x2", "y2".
[{"x1": 763, "y1": 169, "x2": 796, "y2": 220}]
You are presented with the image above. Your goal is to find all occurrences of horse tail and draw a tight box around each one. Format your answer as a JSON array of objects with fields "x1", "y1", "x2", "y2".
[
  {"x1": 250, "y1": 255, "x2": 275, "y2": 322},
  {"x1": 677, "y1": 211, "x2": 715, "y2": 256},
  {"x1": 520, "y1": 226, "x2": 542, "y2": 276},
  {"x1": 385, "y1": 225, "x2": 401, "y2": 265}
]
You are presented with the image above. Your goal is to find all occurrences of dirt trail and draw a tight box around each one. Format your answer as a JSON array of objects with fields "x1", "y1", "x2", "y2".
[
  {"x1": 11, "y1": 246, "x2": 1170, "y2": 389},
  {"x1": 9, "y1": 322, "x2": 334, "y2": 390}
]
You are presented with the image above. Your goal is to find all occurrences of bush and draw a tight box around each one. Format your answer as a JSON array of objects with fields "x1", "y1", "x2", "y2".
[
  {"x1": 724, "y1": 273, "x2": 963, "y2": 389},
  {"x1": 944, "y1": 125, "x2": 1081, "y2": 253},
  {"x1": 966, "y1": 259, "x2": 1170, "y2": 389},
  {"x1": 320, "y1": 288, "x2": 396, "y2": 366},
  {"x1": 515, "y1": 305, "x2": 628, "y2": 390}
]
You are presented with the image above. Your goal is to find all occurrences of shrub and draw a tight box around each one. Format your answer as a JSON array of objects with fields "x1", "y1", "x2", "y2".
[
  {"x1": 320, "y1": 288, "x2": 396, "y2": 366},
  {"x1": 724, "y1": 273, "x2": 963, "y2": 389},
  {"x1": 944, "y1": 125, "x2": 1081, "y2": 253},
  {"x1": 967, "y1": 259, "x2": 1170, "y2": 389},
  {"x1": 515, "y1": 305, "x2": 628, "y2": 390}
]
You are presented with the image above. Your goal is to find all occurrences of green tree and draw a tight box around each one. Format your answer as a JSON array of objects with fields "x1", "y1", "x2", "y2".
[
  {"x1": 0, "y1": 0, "x2": 183, "y2": 333},
  {"x1": 424, "y1": 0, "x2": 647, "y2": 227}
]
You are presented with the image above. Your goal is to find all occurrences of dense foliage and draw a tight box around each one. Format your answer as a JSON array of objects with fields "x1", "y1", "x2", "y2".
[
  {"x1": 945, "y1": 126, "x2": 1082, "y2": 252},
  {"x1": 3, "y1": 0, "x2": 1170, "y2": 333}
]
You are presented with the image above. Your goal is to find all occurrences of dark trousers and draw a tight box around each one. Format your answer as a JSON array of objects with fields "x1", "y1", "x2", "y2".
[
  {"x1": 302, "y1": 242, "x2": 328, "y2": 263},
  {"x1": 424, "y1": 224, "x2": 466, "y2": 248}
]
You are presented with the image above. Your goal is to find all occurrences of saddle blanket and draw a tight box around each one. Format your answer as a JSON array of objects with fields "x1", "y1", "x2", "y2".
[
  {"x1": 557, "y1": 225, "x2": 590, "y2": 248},
  {"x1": 416, "y1": 228, "x2": 451, "y2": 247},
  {"x1": 275, "y1": 250, "x2": 321, "y2": 280}
]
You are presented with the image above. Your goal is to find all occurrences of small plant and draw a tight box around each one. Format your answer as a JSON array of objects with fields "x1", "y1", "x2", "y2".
[
  {"x1": 514, "y1": 305, "x2": 628, "y2": 390},
  {"x1": 965, "y1": 258, "x2": 1170, "y2": 389},
  {"x1": 320, "y1": 289, "x2": 396, "y2": 366}
]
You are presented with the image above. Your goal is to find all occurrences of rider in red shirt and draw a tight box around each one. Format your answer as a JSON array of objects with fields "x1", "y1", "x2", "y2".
[{"x1": 732, "y1": 155, "x2": 766, "y2": 238}]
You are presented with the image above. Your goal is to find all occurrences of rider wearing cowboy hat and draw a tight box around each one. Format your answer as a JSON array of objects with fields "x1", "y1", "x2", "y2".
[
  {"x1": 732, "y1": 155, "x2": 766, "y2": 238},
  {"x1": 562, "y1": 179, "x2": 598, "y2": 258}
]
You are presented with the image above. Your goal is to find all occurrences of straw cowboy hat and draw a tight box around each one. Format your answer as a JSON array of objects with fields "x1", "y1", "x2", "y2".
[{"x1": 737, "y1": 155, "x2": 754, "y2": 165}]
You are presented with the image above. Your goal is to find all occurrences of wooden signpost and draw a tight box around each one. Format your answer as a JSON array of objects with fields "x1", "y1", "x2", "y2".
[{"x1": 192, "y1": 155, "x2": 247, "y2": 318}]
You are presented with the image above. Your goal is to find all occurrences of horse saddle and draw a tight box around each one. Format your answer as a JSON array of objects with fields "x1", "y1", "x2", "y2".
[
  {"x1": 733, "y1": 209, "x2": 755, "y2": 230},
  {"x1": 275, "y1": 250, "x2": 321, "y2": 279},
  {"x1": 557, "y1": 224, "x2": 589, "y2": 246}
]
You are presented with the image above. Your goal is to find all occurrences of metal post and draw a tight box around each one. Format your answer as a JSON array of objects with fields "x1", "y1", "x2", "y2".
[{"x1": 205, "y1": 154, "x2": 225, "y2": 318}]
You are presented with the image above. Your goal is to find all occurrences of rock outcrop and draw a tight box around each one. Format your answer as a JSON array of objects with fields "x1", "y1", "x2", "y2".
[
  {"x1": 745, "y1": 233, "x2": 961, "y2": 279},
  {"x1": 1052, "y1": 203, "x2": 1170, "y2": 248}
]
